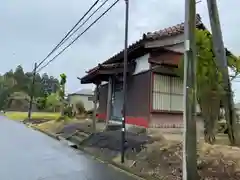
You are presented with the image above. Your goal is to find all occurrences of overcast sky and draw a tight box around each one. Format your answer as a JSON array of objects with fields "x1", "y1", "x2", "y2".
[{"x1": 1, "y1": 0, "x2": 240, "y2": 101}]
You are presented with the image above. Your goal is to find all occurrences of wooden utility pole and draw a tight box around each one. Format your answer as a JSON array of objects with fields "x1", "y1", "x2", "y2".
[
  {"x1": 206, "y1": 0, "x2": 237, "y2": 145},
  {"x1": 183, "y1": 0, "x2": 198, "y2": 179},
  {"x1": 121, "y1": 0, "x2": 129, "y2": 164},
  {"x1": 28, "y1": 62, "x2": 37, "y2": 120}
]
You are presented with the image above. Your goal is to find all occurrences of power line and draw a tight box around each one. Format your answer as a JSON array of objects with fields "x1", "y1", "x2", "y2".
[
  {"x1": 37, "y1": 0, "x2": 120, "y2": 73},
  {"x1": 58, "y1": 0, "x2": 110, "y2": 49},
  {"x1": 36, "y1": 0, "x2": 100, "y2": 69}
]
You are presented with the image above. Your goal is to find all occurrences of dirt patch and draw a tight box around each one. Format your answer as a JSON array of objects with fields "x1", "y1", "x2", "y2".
[
  {"x1": 56, "y1": 121, "x2": 106, "y2": 139},
  {"x1": 124, "y1": 141, "x2": 240, "y2": 180},
  {"x1": 84, "y1": 147, "x2": 119, "y2": 161},
  {"x1": 79, "y1": 130, "x2": 240, "y2": 179},
  {"x1": 34, "y1": 120, "x2": 240, "y2": 179},
  {"x1": 82, "y1": 130, "x2": 154, "y2": 153}
]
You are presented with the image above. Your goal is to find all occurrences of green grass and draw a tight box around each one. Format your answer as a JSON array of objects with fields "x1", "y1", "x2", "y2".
[{"x1": 5, "y1": 111, "x2": 61, "y2": 121}]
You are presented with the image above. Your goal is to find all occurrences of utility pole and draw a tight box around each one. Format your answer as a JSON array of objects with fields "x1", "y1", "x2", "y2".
[
  {"x1": 92, "y1": 83, "x2": 99, "y2": 133},
  {"x1": 183, "y1": 0, "x2": 198, "y2": 179},
  {"x1": 206, "y1": 0, "x2": 237, "y2": 145},
  {"x1": 106, "y1": 76, "x2": 113, "y2": 127},
  {"x1": 121, "y1": 0, "x2": 129, "y2": 164},
  {"x1": 28, "y1": 62, "x2": 37, "y2": 120}
]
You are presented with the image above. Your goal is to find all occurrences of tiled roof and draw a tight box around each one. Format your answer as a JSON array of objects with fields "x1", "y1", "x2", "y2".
[
  {"x1": 102, "y1": 39, "x2": 144, "y2": 65},
  {"x1": 87, "y1": 62, "x2": 125, "y2": 74},
  {"x1": 86, "y1": 61, "x2": 135, "y2": 75},
  {"x1": 143, "y1": 14, "x2": 204, "y2": 40},
  {"x1": 85, "y1": 14, "x2": 205, "y2": 75},
  {"x1": 70, "y1": 89, "x2": 94, "y2": 96}
]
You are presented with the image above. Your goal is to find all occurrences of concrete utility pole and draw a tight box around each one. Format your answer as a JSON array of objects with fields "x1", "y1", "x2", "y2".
[
  {"x1": 106, "y1": 76, "x2": 113, "y2": 126},
  {"x1": 28, "y1": 62, "x2": 37, "y2": 120},
  {"x1": 92, "y1": 84, "x2": 99, "y2": 133},
  {"x1": 121, "y1": 0, "x2": 129, "y2": 164},
  {"x1": 183, "y1": 0, "x2": 198, "y2": 179},
  {"x1": 206, "y1": 0, "x2": 237, "y2": 144}
]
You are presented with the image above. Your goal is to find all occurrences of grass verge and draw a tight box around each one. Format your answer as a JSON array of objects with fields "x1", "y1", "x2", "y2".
[{"x1": 5, "y1": 111, "x2": 61, "y2": 121}]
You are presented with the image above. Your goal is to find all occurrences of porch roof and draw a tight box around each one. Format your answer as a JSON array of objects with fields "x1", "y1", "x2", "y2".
[{"x1": 80, "y1": 61, "x2": 136, "y2": 84}]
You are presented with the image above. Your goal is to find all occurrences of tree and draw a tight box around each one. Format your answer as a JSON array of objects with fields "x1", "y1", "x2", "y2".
[
  {"x1": 45, "y1": 93, "x2": 61, "y2": 112},
  {"x1": 0, "y1": 65, "x2": 60, "y2": 111},
  {"x1": 75, "y1": 100, "x2": 85, "y2": 115},
  {"x1": 13, "y1": 65, "x2": 28, "y2": 92},
  {"x1": 36, "y1": 96, "x2": 47, "y2": 110},
  {"x1": 178, "y1": 29, "x2": 240, "y2": 144},
  {"x1": 59, "y1": 73, "x2": 67, "y2": 116},
  {"x1": 0, "y1": 74, "x2": 16, "y2": 109}
]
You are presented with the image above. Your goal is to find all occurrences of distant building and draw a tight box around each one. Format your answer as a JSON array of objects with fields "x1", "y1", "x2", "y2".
[
  {"x1": 235, "y1": 103, "x2": 240, "y2": 121},
  {"x1": 68, "y1": 89, "x2": 94, "y2": 111}
]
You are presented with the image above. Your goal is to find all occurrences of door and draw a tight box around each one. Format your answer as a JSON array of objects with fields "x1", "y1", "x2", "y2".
[{"x1": 111, "y1": 83, "x2": 124, "y2": 122}]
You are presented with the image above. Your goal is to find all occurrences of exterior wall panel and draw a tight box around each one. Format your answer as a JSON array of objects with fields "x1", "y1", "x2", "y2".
[
  {"x1": 152, "y1": 74, "x2": 183, "y2": 112},
  {"x1": 133, "y1": 54, "x2": 150, "y2": 75},
  {"x1": 165, "y1": 42, "x2": 185, "y2": 53},
  {"x1": 126, "y1": 71, "x2": 150, "y2": 118},
  {"x1": 153, "y1": 74, "x2": 171, "y2": 111},
  {"x1": 153, "y1": 93, "x2": 170, "y2": 111},
  {"x1": 97, "y1": 84, "x2": 108, "y2": 120},
  {"x1": 149, "y1": 50, "x2": 182, "y2": 66},
  {"x1": 97, "y1": 71, "x2": 151, "y2": 127},
  {"x1": 68, "y1": 95, "x2": 94, "y2": 111},
  {"x1": 171, "y1": 77, "x2": 183, "y2": 111},
  {"x1": 150, "y1": 113, "x2": 204, "y2": 138}
]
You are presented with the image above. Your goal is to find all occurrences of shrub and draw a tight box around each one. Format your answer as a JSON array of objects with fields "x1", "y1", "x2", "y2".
[
  {"x1": 75, "y1": 101, "x2": 85, "y2": 114},
  {"x1": 86, "y1": 109, "x2": 93, "y2": 116},
  {"x1": 63, "y1": 105, "x2": 73, "y2": 117}
]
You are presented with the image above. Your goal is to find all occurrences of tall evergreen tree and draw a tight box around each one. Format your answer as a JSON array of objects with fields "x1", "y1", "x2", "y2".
[{"x1": 0, "y1": 65, "x2": 60, "y2": 110}]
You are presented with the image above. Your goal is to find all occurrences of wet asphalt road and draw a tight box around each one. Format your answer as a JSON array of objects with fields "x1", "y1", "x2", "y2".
[{"x1": 0, "y1": 116, "x2": 137, "y2": 180}]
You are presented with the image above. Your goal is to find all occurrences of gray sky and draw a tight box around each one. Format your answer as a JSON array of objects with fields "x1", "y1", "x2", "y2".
[{"x1": 1, "y1": 0, "x2": 240, "y2": 101}]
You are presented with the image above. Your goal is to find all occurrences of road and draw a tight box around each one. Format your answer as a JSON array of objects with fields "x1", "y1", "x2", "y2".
[{"x1": 0, "y1": 116, "x2": 137, "y2": 180}]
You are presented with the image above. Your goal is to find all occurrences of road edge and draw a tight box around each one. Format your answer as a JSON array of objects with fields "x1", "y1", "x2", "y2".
[{"x1": 32, "y1": 127, "x2": 155, "y2": 180}]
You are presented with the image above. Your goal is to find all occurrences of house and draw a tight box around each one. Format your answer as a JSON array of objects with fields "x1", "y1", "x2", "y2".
[
  {"x1": 68, "y1": 89, "x2": 94, "y2": 112},
  {"x1": 80, "y1": 15, "x2": 206, "y2": 128},
  {"x1": 234, "y1": 103, "x2": 240, "y2": 122}
]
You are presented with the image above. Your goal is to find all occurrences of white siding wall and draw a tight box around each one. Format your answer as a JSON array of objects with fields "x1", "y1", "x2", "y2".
[
  {"x1": 69, "y1": 95, "x2": 94, "y2": 111},
  {"x1": 101, "y1": 81, "x2": 108, "y2": 85},
  {"x1": 145, "y1": 34, "x2": 184, "y2": 49},
  {"x1": 153, "y1": 74, "x2": 183, "y2": 111},
  {"x1": 133, "y1": 54, "x2": 150, "y2": 75},
  {"x1": 165, "y1": 43, "x2": 185, "y2": 53}
]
